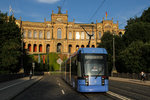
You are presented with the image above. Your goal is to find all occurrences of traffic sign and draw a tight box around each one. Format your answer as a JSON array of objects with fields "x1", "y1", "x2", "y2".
[{"x1": 57, "y1": 58, "x2": 63, "y2": 65}]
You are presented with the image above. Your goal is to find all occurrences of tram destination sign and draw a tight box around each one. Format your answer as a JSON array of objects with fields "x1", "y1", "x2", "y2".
[{"x1": 85, "y1": 55, "x2": 103, "y2": 60}]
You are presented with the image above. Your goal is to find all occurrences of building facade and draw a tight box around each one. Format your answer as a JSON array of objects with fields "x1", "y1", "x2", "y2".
[{"x1": 16, "y1": 8, "x2": 124, "y2": 54}]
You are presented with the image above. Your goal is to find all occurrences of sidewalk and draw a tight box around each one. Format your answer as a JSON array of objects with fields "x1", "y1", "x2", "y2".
[
  {"x1": 109, "y1": 77, "x2": 150, "y2": 86},
  {"x1": 0, "y1": 76, "x2": 43, "y2": 100}
]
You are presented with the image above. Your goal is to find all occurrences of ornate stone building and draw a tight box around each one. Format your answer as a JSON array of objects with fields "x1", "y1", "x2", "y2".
[{"x1": 16, "y1": 8, "x2": 124, "y2": 54}]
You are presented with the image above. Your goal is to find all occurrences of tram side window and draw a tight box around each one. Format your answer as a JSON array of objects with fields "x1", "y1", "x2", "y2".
[
  {"x1": 71, "y1": 58, "x2": 77, "y2": 75},
  {"x1": 66, "y1": 60, "x2": 70, "y2": 72},
  {"x1": 77, "y1": 61, "x2": 81, "y2": 77}
]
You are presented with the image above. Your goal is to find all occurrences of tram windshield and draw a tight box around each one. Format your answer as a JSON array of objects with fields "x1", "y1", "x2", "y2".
[{"x1": 84, "y1": 54, "x2": 105, "y2": 76}]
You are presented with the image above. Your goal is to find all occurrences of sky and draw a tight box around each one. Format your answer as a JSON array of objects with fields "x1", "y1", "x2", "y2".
[{"x1": 0, "y1": 0, "x2": 150, "y2": 29}]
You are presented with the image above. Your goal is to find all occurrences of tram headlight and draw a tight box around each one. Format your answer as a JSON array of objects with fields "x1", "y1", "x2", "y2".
[{"x1": 84, "y1": 76, "x2": 89, "y2": 86}]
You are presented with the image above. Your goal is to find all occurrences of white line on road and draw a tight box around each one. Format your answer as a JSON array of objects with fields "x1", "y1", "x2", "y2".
[
  {"x1": 58, "y1": 82, "x2": 60, "y2": 86},
  {"x1": 107, "y1": 91, "x2": 131, "y2": 100},
  {"x1": 0, "y1": 80, "x2": 27, "y2": 91},
  {"x1": 61, "y1": 89, "x2": 65, "y2": 95}
]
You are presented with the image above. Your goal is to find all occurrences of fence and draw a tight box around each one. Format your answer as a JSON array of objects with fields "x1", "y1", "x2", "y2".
[{"x1": 112, "y1": 73, "x2": 150, "y2": 81}]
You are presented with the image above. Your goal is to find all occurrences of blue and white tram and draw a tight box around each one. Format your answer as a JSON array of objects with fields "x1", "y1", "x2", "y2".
[{"x1": 61, "y1": 48, "x2": 108, "y2": 92}]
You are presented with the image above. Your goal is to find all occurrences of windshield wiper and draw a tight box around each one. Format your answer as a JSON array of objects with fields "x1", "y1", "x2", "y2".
[{"x1": 95, "y1": 71, "x2": 101, "y2": 79}]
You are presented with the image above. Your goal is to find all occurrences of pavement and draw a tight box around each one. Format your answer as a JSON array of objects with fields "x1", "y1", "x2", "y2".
[
  {"x1": 109, "y1": 77, "x2": 150, "y2": 86},
  {"x1": 0, "y1": 75, "x2": 149, "y2": 100},
  {"x1": 0, "y1": 75, "x2": 43, "y2": 100}
]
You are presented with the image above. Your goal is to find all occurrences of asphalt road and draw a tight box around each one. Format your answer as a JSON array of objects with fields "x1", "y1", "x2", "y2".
[
  {"x1": 12, "y1": 74, "x2": 150, "y2": 100},
  {"x1": 12, "y1": 75, "x2": 114, "y2": 100},
  {"x1": 109, "y1": 80, "x2": 150, "y2": 100}
]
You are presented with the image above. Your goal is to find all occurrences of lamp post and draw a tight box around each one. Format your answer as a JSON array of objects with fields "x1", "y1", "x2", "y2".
[
  {"x1": 111, "y1": 33, "x2": 117, "y2": 76},
  {"x1": 47, "y1": 46, "x2": 50, "y2": 71}
]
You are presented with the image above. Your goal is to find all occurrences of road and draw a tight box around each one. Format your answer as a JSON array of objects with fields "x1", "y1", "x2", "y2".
[{"x1": 12, "y1": 75, "x2": 150, "y2": 100}]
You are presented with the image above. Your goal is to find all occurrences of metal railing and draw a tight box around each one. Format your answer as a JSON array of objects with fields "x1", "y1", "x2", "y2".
[{"x1": 112, "y1": 73, "x2": 150, "y2": 81}]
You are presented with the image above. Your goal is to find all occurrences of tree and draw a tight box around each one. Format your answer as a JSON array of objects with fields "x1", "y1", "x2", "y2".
[
  {"x1": 119, "y1": 41, "x2": 144, "y2": 73},
  {"x1": 0, "y1": 12, "x2": 22, "y2": 73}
]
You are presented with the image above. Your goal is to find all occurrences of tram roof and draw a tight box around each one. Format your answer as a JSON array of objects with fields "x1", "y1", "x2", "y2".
[{"x1": 78, "y1": 48, "x2": 107, "y2": 54}]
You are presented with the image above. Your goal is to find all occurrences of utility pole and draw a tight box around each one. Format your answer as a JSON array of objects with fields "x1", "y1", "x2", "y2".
[{"x1": 111, "y1": 33, "x2": 117, "y2": 76}]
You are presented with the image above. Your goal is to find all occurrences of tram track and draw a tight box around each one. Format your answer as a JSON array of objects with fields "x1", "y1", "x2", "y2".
[{"x1": 109, "y1": 84, "x2": 150, "y2": 100}]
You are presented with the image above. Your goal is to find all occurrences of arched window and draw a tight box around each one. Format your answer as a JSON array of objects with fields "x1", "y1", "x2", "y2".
[
  {"x1": 39, "y1": 30, "x2": 42, "y2": 39},
  {"x1": 33, "y1": 30, "x2": 37, "y2": 39},
  {"x1": 33, "y1": 44, "x2": 37, "y2": 52},
  {"x1": 68, "y1": 45, "x2": 72, "y2": 53},
  {"x1": 39, "y1": 44, "x2": 42, "y2": 52},
  {"x1": 46, "y1": 44, "x2": 50, "y2": 53},
  {"x1": 28, "y1": 44, "x2": 31, "y2": 52},
  {"x1": 69, "y1": 32, "x2": 72, "y2": 39},
  {"x1": 76, "y1": 32, "x2": 80, "y2": 39},
  {"x1": 92, "y1": 45, "x2": 95, "y2": 48},
  {"x1": 76, "y1": 45, "x2": 79, "y2": 51},
  {"x1": 47, "y1": 31, "x2": 50, "y2": 39},
  {"x1": 57, "y1": 43, "x2": 62, "y2": 52},
  {"x1": 57, "y1": 28, "x2": 62, "y2": 39},
  {"x1": 28, "y1": 30, "x2": 32, "y2": 38},
  {"x1": 119, "y1": 32, "x2": 122, "y2": 37},
  {"x1": 81, "y1": 32, "x2": 84, "y2": 39},
  {"x1": 81, "y1": 45, "x2": 84, "y2": 48}
]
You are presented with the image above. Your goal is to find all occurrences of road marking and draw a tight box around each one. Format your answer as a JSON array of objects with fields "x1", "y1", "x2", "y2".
[
  {"x1": 107, "y1": 91, "x2": 131, "y2": 100},
  {"x1": 58, "y1": 82, "x2": 60, "y2": 86},
  {"x1": 61, "y1": 89, "x2": 65, "y2": 95},
  {"x1": 0, "y1": 80, "x2": 27, "y2": 91}
]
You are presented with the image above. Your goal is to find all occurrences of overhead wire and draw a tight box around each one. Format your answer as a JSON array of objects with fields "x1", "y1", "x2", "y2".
[{"x1": 88, "y1": 0, "x2": 106, "y2": 22}]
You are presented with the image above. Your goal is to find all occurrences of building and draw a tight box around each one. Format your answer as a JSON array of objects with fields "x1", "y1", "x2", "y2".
[{"x1": 16, "y1": 8, "x2": 124, "y2": 54}]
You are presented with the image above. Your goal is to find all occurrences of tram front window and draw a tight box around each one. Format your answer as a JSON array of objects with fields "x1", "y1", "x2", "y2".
[{"x1": 84, "y1": 55, "x2": 105, "y2": 76}]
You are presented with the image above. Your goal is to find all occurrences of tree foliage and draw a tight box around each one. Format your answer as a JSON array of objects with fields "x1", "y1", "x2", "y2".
[
  {"x1": 0, "y1": 12, "x2": 22, "y2": 73},
  {"x1": 98, "y1": 7, "x2": 150, "y2": 74}
]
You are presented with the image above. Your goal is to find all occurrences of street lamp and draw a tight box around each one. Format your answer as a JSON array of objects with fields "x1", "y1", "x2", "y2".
[
  {"x1": 111, "y1": 33, "x2": 117, "y2": 76},
  {"x1": 47, "y1": 46, "x2": 50, "y2": 71}
]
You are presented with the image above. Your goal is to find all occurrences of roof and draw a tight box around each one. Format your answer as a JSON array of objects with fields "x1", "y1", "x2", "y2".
[{"x1": 78, "y1": 48, "x2": 107, "y2": 54}]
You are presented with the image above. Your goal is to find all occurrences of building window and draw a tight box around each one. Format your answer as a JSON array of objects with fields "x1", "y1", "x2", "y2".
[
  {"x1": 92, "y1": 45, "x2": 95, "y2": 48},
  {"x1": 28, "y1": 44, "x2": 31, "y2": 52},
  {"x1": 23, "y1": 30, "x2": 26, "y2": 38},
  {"x1": 86, "y1": 32, "x2": 89, "y2": 39},
  {"x1": 81, "y1": 32, "x2": 84, "y2": 39},
  {"x1": 46, "y1": 44, "x2": 50, "y2": 53},
  {"x1": 39, "y1": 44, "x2": 42, "y2": 52},
  {"x1": 76, "y1": 32, "x2": 80, "y2": 39},
  {"x1": 57, "y1": 28, "x2": 61, "y2": 39},
  {"x1": 91, "y1": 33, "x2": 95, "y2": 39},
  {"x1": 28, "y1": 30, "x2": 32, "y2": 38},
  {"x1": 76, "y1": 45, "x2": 79, "y2": 51},
  {"x1": 57, "y1": 43, "x2": 62, "y2": 52},
  {"x1": 69, "y1": 32, "x2": 72, "y2": 39},
  {"x1": 99, "y1": 31, "x2": 101, "y2": 39},
  {"x1": 39, "y1": 30, "x2": 42, "y2": 39},
  {"x1": 68, "y1": 45, "x2": 72, "y2": 53},
  {"x1": 47, "y1": 31, "x2": 50, "y2": 39},
  {"x1": 81, "y1": 45, "x2": 84, "y2": 48},
  {"x1": 33, "y1": 30, "x2": 37, "y2": 39},
  {"x1": 33, "y1": 44, "x2": 37, "y2": 52}
]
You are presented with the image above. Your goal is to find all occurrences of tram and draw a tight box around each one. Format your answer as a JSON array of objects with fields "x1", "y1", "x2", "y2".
[{"x1": 61, "y1": 48, "x2": 108, "y2": 92}]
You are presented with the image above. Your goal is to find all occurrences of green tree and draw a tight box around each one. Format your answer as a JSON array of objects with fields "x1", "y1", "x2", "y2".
[
  {"x1": 0, "y1": 12, "x2": 22, "y2": 73},
  {"x1": 119, "y1": 41, "x2": 144, "y2": 73}
]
